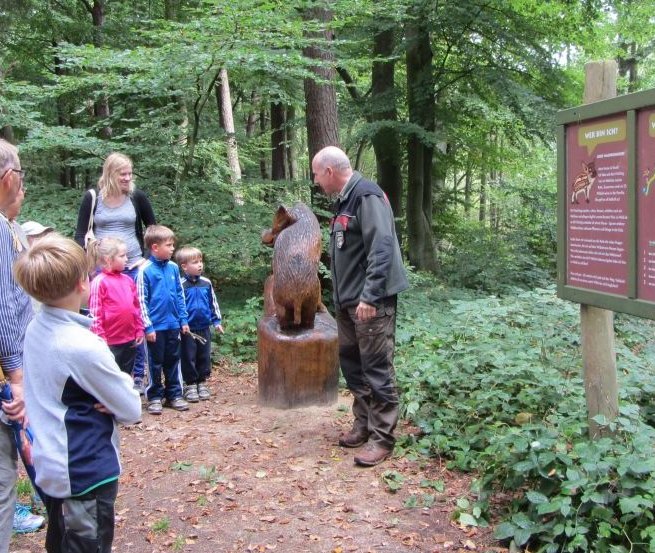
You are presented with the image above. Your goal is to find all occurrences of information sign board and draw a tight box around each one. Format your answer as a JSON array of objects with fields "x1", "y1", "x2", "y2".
[{"x1": 557, "y1": 89, "x2": 655, "y2": 319}]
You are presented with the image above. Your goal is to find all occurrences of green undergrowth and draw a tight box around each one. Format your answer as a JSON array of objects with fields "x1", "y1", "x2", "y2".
[{"x1": 395, "y1": 271, "x2": 655, "y2": 552}]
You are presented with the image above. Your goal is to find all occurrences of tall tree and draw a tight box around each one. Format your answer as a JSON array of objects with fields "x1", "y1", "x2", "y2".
[
  {"x1": 371, "y1": 24, "x2": 403, "y2": 221},
  {"x1": 303, "y1": 2, "x2": 340, "y2": 171},
  {"x1": 270, "y1": 100, "x2": 286, "y2": 180},
  {"x1": 405, "y1": 6, "x2": 438, "y2": 271}
]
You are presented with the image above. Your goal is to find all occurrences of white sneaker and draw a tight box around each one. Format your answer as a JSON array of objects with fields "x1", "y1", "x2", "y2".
[{"x1": 13, "y1": 503, "x2": 44, "y2": 534}]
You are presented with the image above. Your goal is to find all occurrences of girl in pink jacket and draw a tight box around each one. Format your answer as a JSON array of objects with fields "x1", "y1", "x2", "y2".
[{"x1": 88, "y1": 237, "x2": 145, "y2": 376}]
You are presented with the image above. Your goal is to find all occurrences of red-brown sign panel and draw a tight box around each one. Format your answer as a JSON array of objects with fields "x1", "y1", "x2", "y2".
[
  {"x1": 637, "y1": 109, "x2": 655, "y2": 302},
  {"x1": 566, "y1": 116, "x2": 629, "y2": 296}
]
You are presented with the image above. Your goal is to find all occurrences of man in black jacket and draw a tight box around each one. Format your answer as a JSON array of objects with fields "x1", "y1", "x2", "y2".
[{"x1": 312, "y1": 146, "x2": 408, "y2": 467}]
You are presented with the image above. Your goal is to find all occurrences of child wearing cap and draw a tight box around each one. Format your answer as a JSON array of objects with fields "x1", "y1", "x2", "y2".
[{"x1": 21, "y1": 221, "x2": 54, "y2": 247}]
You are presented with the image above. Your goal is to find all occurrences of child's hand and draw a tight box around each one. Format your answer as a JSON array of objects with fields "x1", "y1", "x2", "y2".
[
  {"x1": 135, "y1": 336, "x2": 144, "y2": 346},
  {"x1": 181, "y1": 325, "x2": 190, "y2": 335},
  {"x1": 146, "y1": 331, "x2": 156, "y2": 343},
  {"x1": 94, "y1": 403, "x2": 113, "y2": 415},
  {"x1": 215, "y1": 324, "x2": 224, "y2": 334}
]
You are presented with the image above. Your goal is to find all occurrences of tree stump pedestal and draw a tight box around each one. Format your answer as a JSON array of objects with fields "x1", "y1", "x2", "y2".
[{"x1": 257, "y1": 311, "x2": 339, "y2": 408}]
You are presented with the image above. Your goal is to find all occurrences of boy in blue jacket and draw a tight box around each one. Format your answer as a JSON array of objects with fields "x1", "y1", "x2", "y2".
[
  {"x1": 14, "y1": 234, "x2": 141, "y2": 553},
  {"x1": 175, "y1": 246, "x2": 224, "y2": 402},
  {"x1": 137, "y1": 225, "x2": 190, "y2": 415}
]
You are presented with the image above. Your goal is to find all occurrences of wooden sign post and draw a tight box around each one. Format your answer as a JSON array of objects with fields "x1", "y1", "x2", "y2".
[{"x1": 580, "y1": 60, "x2": 619, "y2": 439}]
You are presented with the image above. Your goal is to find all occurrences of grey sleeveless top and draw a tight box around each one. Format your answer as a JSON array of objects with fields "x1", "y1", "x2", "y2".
[{"x1": 94, "y1": 195, "x2": 143, "y2": 266}]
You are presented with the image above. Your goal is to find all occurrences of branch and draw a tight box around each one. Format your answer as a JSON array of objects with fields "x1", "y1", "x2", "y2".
[
  {"x1": 78, "y1": 0, "x2": 93, "y2": 14},
  {"x1": 336, "y1": 66, "x2": 361, "y2": 101}
]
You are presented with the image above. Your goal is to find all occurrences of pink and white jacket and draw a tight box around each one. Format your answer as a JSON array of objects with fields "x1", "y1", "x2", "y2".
[{"x1": 89, "y1": 270, "x2": 144, "y2": 345}]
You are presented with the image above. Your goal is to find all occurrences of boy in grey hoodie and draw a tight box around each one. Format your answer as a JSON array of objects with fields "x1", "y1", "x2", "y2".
[{"x1": 14, "y1": 234, "x2": 141, "y2": 553}]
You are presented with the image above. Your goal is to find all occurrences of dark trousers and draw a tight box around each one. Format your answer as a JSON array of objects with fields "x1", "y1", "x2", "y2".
[
  {"x1": 123, "y1": 266, "x2": 145, "y2": 379},
  {"x1": 108, "y1": 340, "x2": 137, "y2": 375},
  {"x1": 336, "y1": 296, "x2": 399, "y2": 450},
  {"x1": 146, "y1": 329, "x2": 182, "y2": 401},
  {"x1": 43, "y1": 480, "x2": 118, "y2": 553},
  {"x1": 181, "y1": 327, "x2": 212, "y2": 385}
]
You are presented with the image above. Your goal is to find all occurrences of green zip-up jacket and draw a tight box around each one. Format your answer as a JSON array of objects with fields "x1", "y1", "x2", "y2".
[{"x1": 329, "y1": 172, "x2": 408, "y2": 310}]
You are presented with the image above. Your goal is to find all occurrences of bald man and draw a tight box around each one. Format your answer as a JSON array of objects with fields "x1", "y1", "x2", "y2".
[{"x1": 312, "y1": 146, "x2": 408, "y2": 467}]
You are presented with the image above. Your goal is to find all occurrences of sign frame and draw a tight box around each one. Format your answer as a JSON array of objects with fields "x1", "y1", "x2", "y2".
[{"x1": 557, "y1": 88, "x2": 655, "y2": 319}]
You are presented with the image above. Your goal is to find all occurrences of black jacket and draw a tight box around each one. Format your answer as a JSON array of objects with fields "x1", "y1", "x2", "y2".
[{"x1": 329, "y1": 172, "x2": 408, "y2": 310}]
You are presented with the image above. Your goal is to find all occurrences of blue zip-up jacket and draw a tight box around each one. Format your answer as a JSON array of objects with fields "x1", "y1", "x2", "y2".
[
  {"x1": 137, "y1": 256, "x2": 189, "y2": 334},
  {"x1": 181, "y1": 275, "x2": 222, "y2": 331}
]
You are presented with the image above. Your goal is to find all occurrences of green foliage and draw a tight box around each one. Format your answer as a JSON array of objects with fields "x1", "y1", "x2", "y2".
[
  {"x1": 381, "y1": 470, "x2": 404, "y2": 493},
  {"x1": 436, "y1": 219, "x2": 552, "y2": 293},
  {"x1": 15, "y1": 477, "x2": 34, "y2": 502},
  {"x1": 151, "y1": 516, "x2": 171, "y2": 533},
  {"x1": 396, "y1": 274, "x2": 655, "y2": 552}
]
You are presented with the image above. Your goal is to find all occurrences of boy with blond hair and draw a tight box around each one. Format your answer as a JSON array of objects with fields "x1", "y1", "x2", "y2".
[
  {"x1": 175, "y1": 246, "x2": 224, "y2": 402},
  {"x1": 14, "y1": 234, "x2": 141, "y2": 553},
  {"x1": 137, "y1": 225, "x2": 190, "y2": 414}
]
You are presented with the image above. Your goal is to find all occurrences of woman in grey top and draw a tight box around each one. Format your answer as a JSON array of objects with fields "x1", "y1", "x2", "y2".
[
  {"x1": 74, "y1": 153, "x2": 156, "y2": 272},
  {"x1": 74, "y1": 152, "x2": 156, "y2": 390}
]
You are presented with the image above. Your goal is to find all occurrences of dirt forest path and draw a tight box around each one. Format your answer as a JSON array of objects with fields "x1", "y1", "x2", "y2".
[{"x1": 12, "y1": 363, "x2": 501, "y2": 553}]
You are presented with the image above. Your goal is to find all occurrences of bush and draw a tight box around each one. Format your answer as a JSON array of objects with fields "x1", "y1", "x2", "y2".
[
  {"x1": 436, "y1": 220, "x2": 551, "y2": 294},
  {"x1": 395, "y1": 277, "x2": 655, "y2": 551}
]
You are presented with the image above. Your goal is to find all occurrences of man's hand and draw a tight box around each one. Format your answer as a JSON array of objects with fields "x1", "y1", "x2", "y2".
[
  {"x1": 215, "y1": 324, "x2": 224, "y2": 334},
  {"x1": 355, "y1": 301, "x2": 376, "y2": 322},
  {"x1": 135, "y1": 336, "x2": 144, "y2": 346},
  {"x1": 181, "y1": 325, "x2": 190, "y2": 335},
  {"x1": 2, "y1": 370, "x2": 25, "y2": 423},
  {"x1": 146, "y1": 331, "x2": 157, "y2": 343}
]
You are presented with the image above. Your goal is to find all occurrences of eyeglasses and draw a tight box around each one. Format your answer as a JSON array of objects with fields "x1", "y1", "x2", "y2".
[{"x1": 2, "y1": 168, "x2": 26, "y2": 181}]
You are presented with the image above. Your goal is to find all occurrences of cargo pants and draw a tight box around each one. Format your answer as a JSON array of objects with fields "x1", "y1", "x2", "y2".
[{"x1": 336, "y1": 295, "x2": 399, "y2": 450}]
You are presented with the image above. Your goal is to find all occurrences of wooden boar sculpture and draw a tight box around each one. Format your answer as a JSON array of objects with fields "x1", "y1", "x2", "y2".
[
  {"x1": 261, "y1": 203, "x2": 324, "y2": 330},
  {"x1": 257, "y1": 202, "x2": 338, "y2": 408}
]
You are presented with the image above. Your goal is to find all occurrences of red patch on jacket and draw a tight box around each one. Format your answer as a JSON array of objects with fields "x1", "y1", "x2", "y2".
[{"x1": 330, "y1": 215, "x2": 350, "y2": 231}]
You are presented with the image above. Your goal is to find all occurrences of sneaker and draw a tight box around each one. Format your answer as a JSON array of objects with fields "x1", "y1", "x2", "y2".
[
  {"x1": 197, "y1": 383, "x2": 211, "y2": 401},
  {"x1": 354, "y1": 443, "x2": 393, "y2": 467},
  {"x1": 147, "y1": 399, "x2": 163, "y2": 415},
  {"x1": 338, "y1": 428, "x2": 369, "y2": 448},
  {"x1": 165, "y1": 397, "x2": 189, "y2": 411},
  {"x1": 183, "y1": 384, "x2": 200, "y2": 403},
  {"x1": 133, "y1": 377, "x2": 145, "y2": 396},
  {"x1": 13, "y1": 503, "x2": 44, "y2": 534}
]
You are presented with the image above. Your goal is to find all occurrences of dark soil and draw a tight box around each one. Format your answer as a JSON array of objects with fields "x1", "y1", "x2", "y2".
[{"x1": 12, "y1": 362, "x2": 505, "y2": 553}]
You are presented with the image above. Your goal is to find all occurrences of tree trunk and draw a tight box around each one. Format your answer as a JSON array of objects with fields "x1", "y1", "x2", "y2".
[
  {"x1": 215, "y1": 80, "x2": 226, "y2": 130},
  {"x1": 464, "y1": 168, "x2": 472, "y2": 216},
  {"x1": 260, "y1": 107, "x2": 270, "y2": 180},
  {"x1": 270, "y1": 101, "x2": 286, "y2": 181},
  {"x1": 478, "y1": 171, "x2": 487, "y2": 223},
  {"x1": 245, "y1": 91, "x2": 258, "y2": 138},
  {"x1": 303, "y1": 2, "x2": 340, "y2": 173},
  {"x1": 286, "y1": 105, "x2": 298, "y2": 181},
  {"x1": 371, "y1": 26, "x2": 403, "y2": 225},
  {"x1": 405, "y1": 17, "x2": 437, "y2": 272},
  {"x1": 218, "y1": 69, "x2": 242, "y2": 188},
  {"x1": 88, "y1": 0, "x2": 112, "y2": 139}
]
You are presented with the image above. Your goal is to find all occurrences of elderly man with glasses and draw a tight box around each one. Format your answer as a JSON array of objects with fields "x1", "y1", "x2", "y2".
[{"x1": 0, "y1": 139, "x2": 33, "y2": 552}]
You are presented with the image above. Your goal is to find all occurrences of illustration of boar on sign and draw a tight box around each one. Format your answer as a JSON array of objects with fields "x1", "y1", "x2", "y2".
[
  {"x1": 570, "y1": 160, "x2": 598, "y2": 204},
  {"x1": 261, "y1": 203, "x2": 326, "y2": 330}
]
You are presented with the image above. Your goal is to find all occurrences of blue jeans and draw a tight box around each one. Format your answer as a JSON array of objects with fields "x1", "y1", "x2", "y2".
[{"x1": 145, "y1": 329, "x2": 183, "y2": 402}]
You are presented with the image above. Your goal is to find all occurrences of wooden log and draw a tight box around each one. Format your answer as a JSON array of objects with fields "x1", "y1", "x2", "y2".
[{"x1": 257, "y1": 311, "x2": 339, "y2": 408}]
